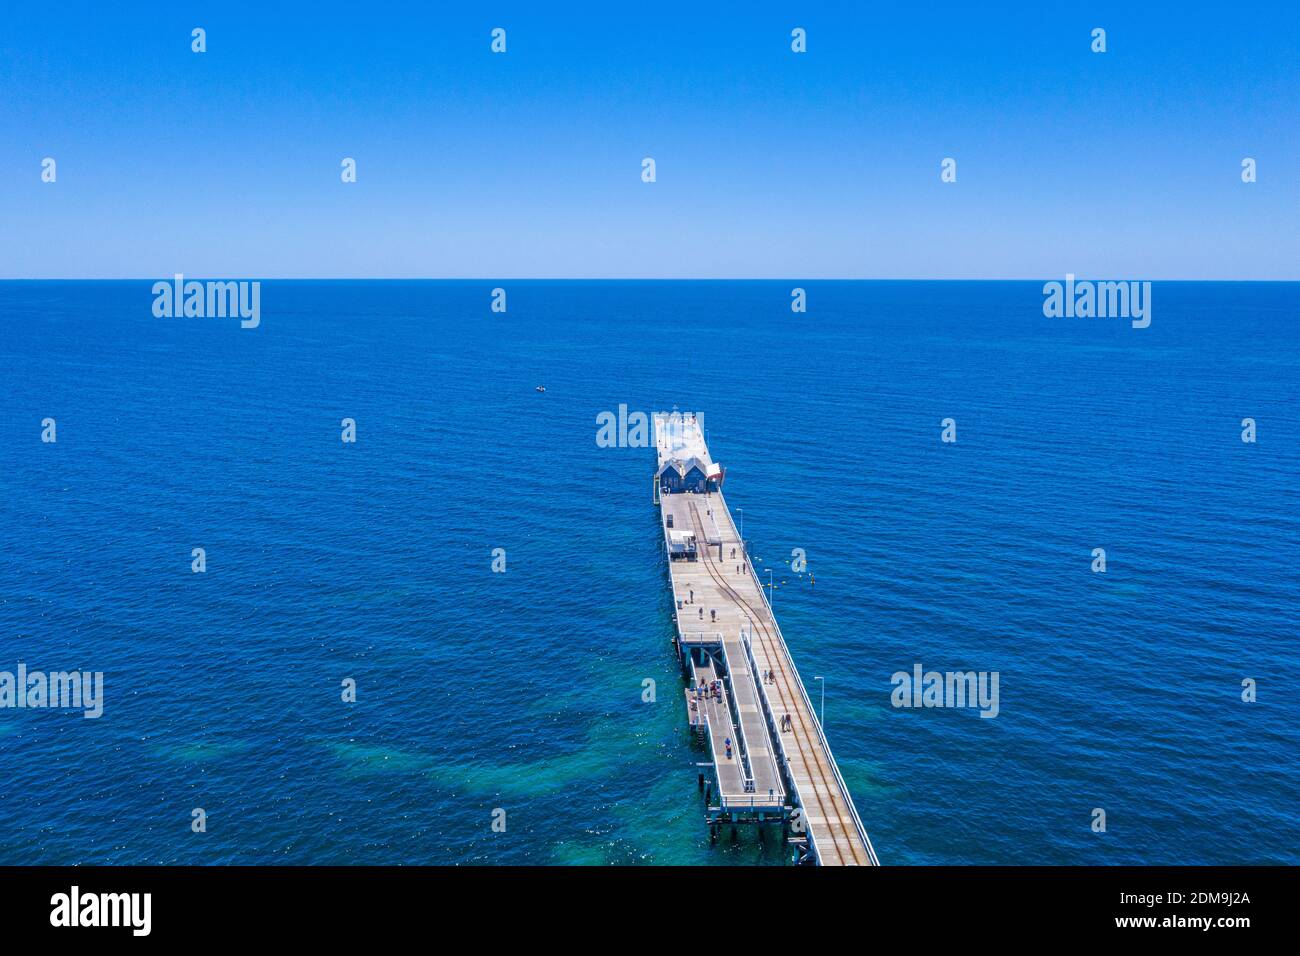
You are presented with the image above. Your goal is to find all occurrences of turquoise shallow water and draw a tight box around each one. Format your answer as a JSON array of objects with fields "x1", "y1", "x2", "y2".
[{"x1": 1, "y1": 280, "x2": 1297, "y2": 864}]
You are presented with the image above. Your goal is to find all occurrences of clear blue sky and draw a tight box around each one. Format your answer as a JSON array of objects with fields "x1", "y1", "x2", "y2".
[{"x1": 2, "y1": 2, "x2": 1297, "y2": 278}]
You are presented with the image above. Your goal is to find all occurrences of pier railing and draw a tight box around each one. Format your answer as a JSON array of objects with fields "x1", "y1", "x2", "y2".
[
  {"x1": 718, "y1": 641, "x2": 763, "y2": 798},
  {"x1": 723, "y1": 493, "x2": 880, "y2": 866},
  {"x1": 723, "y1": 691, "x2": 758, "y2": 801},
  {"x1": 680, "y1": 631, "x2": 724, "y2": 645},
  {"x1": 738, "y1": 627, "x2": 800, "y2": 807}
]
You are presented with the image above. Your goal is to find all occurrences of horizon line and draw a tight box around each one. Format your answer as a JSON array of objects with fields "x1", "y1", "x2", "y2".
[{"x1": 3, "y1": 276, "x2": 1299, "y2": 283}]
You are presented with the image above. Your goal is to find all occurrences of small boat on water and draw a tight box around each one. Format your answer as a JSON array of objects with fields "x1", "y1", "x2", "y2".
[{"x1": 535, "y1": 386, "x2": 546, "y2": 392}]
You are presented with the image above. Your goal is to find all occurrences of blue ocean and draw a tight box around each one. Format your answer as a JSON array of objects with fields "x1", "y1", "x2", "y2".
[{"x1": 1, "y1": 280, "x2": 1296, "y2": 865}]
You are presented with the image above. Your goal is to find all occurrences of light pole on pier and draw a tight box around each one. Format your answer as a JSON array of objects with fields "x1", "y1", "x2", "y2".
[
  {"x1": 814, "y1": 676, "x2": 825, "y2": 729},
  {"x1": 738, "y1": 508, "x2": 744, "y2": 539},
  {"x1": 766, "y1": 569, "x2": 774, "y2": 610}
]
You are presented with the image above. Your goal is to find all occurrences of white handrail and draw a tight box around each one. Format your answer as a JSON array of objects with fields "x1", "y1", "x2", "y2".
[
  {"x1": 719, "y1": 492, "x2": 880, "y2": 866},
  {"x1": 738, "y1": 629, "x2": 794, "y2": 811},
  {"x1": 717, "y1": 642, "x2": 762, "y2": 796},
  {"x1": 744, "y1": 553, "x2": 879, "y2": 864},
  {"x1": 711, "y1": 661, "x2": 755, "y2": 795}
]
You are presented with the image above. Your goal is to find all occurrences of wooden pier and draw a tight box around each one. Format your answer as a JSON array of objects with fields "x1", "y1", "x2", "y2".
[{"x1": 654, "y1": 411, "x2": 879, "y2": 866}]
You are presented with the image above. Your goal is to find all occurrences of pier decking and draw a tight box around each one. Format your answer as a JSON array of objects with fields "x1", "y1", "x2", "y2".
[{"x1": 654, "y1": 411, "x2": 879, "y2": 866}]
